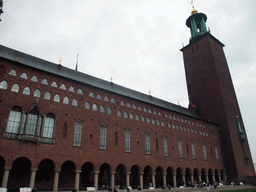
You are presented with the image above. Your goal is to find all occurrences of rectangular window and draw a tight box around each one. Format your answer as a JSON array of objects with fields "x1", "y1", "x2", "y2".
[
  {"x1": 203, "y1": 144, "x2": 207, "y2": 160},
  {"x1": 145, "y1": 135, "x2": 150, "y2": 154},
  {"x1": 125, "y1": 131, "x2": 130, "y2": 152},
  {"x1": 73, "y1": 123, "x2": 82, "y2": 146},
  {"x1": 163, "y1": 138, "x2": 168, "y2": 156},
  {"x1": 191, "y1": 143, "x2": 196, "y2": 159},
  {"x1": 100, "y1": 128, "x2": 107, "y2": 149},
  {"x1": 178, "y1": 140, "x2": 183, "y2": 158},
  {"x1": 215, "y1": 146, "x2": 219, "y2": 161},
  {"x1": 43, "y1": 117, "x2": 55, "y2": 138}
]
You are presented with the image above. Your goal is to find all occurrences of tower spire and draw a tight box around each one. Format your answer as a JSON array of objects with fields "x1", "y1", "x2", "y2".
[{"x1": 75, "y1": 53, "x2": 79, "y2": 71}]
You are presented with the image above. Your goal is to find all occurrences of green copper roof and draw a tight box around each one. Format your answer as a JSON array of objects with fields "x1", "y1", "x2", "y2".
[{"x1": 0, "y1": 44, "x2": 202, "y2": 119}]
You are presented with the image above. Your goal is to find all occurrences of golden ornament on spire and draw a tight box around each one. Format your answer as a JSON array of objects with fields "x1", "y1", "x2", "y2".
[
  {"x1": 110, "y1": 77, "x2": 113, "y2": 82},
  {"x1": 149, "y1": 90, "x2": 151, "y2": 95},
  {"x1": 59, "y1": 58, "x2": 62, "y2": 64},
  {"x1": 191, "y1": 0, "x2": 198, "y2": 14}
]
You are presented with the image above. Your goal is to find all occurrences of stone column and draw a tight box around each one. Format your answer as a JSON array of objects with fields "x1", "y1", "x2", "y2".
[
  {"x1": 213, "y1": 174, "x2": 216, "y2": 183},
  {"x1": 53, "y1": 170, "x2": 61, "y2": 192},
  {"x1": 163, "y1": 173, "x2": 167, "y2": 187},
  {"x1": 182, "y1": 174, "x2": 186, "y2": 187},
  {"x1": 111, "y1": 172, "x2": 116, "y2": 189},
  {"x1": 218, "y1": 175, "x2": 221, "y2": 183},
  {"x1": 126, "y1": 172, "x2": 131, "y2": 187},
  {"x1": 94, "y1": 171, "x2": 99, "y2": 190},
  {"x1": 139, "y1": 172, "x2": 143, "y2": 189},
  {"x1": 152, "y1": 173, "x2": 156, "y2": 188},
  {"x1": 173, "y1": 173, "x2": 177, "y2": 188},
  {"x1": 29, "y1": 168, "x2": 38, "y2": 189},
  {"x1": 198, "y1": 174, "x2": 202, "y2": 182},
  {"x1": 206, "y1": 175, "x2": 209, "y2": 184},
  {"x1": 75, "y1": 170, "x2": 81, "y2": 191},
  {"x1": 191, "y1": 174, "x2": 194, "y2": 186},
  {"x1": 1, "y1": 167, "x2": 11, "y2": 188}
]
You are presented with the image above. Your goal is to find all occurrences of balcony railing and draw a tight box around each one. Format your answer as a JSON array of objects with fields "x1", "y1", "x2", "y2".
[{"x1": 4, "y1": 132, "x2": 54, "y2": 144}]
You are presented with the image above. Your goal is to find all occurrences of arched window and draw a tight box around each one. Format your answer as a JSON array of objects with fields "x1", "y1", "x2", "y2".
[
  {"x1": 43, "y1": 113, "x2": 55, "y2": 138},
  {"x1": 157, "y1": 120, "x2": 160, "y2": 126},
  {"x1": 147, "y1": 117, "x2": 150, "y2": 123},
  {"x1": 54, "y1": 94, "x2": 60, "y2": 102},
  {"x1": 26, "y1": 107, "x2": 41, "y2": 135},
  {"x1": 85, "y1": 102, "x2": 90, "y2": 109},
  {"x1": 138, "y1": 106, "x2": 142, "y2": 111},
  {"x1": 130, "y1": 113, "x2": 134, "y2": 120},
  {"x1": 107, "y1": 107, "x2": 112, "y2": 115},
  {"x1": 60, "y1": 84, "x2": 66, "y2": 90},
  {"x1": 11, "y1": 83, "x2": 19, "y2": 92},
  {"x1": 23, "y1": 86, "x2": 30, "y2": 95},
  {"x1": 141, "y1": 116, "x2": 145, "y2": 122},
  {"x1": 89, "y1": 92, "x2": 94, "y2": 98},
  {"x1": 63, "y1": 96, "x2": 69, "y2": 104},
  {"x1": 153, "y1": 110, "x2": 157, "y2": 115},
  {"x1": 132, "y1": 104, "x2": 136, "y2": 109},
  {"x1": 9, "y1": 69, "x2": 17, "y2": 76},
  {"x1": 41, "y1": 79, "x2": 48, "y2": 85},
  {"x1": 117, "y1": 110, "x2": 122, "y2": 116},
  {"x1": 148, "y1": 109, "x2": 152, "y2": 113},
  {"x1": 104, "y1": 96, "x2": 109, "y2": 102},
  {"x1": 5, "y1": 106, "x2": 22, "y2": 133},
  {"x1": 92, "y1": 104, "x2": 97, "y2": 111},
  {"x1": 31, "y1": 76, "x2": 38, "y2": 82},
  {"x1": 97, "y1": 94, "x2": 102, "y2": 100},
  {"x1": 152, "y1": 118, "x2": 155, "y2": 124},
  {"x1": 72, "y1": 99, "x2": 78, "y2": 106},
  {"x1": 168, "y1": 123, "x2": 171, "y2": 128},
  {"x1": 121, "y1": 101, "x2": 125, "y2": 106},
  {"x1": 20, "y1": 72, "x2": 28, "y2": 79},
  {"x1": 100, "y1": 106, "x2": 105, "y2": 113},
  {"x1": 124, "y1": 111, "x2": 128, "y2": 118},
  {"x1": 69, "y1": 86, "x2": 75, "y2": 92},
  {"x1": 161, "y1": 121, "x2": 164, "y2": 127},
  {"x1": 143, "y1": 107, "x2": 147, "y2": 112},
  {"x1": 44, "y1": 92, "x2": 51, "y2": 100},
  {"x1": 34, "y1": 89, "x2": 41, "y2": 97},
  {"x1": 77, "y1": 89, "x2": 83, "y2": 94},
  {"x1": 158, "y1": 112, "x2": 162, "y2": 116},
  {"x1": 127, "y1": 103, "x2": 131, "y2": 108},
  {"x1": 51, "y1": 81, "x2": 57, "y2": 87},
  {"x1": 136, "y1": 114, "x2": 140, "y2": 121},
  {"x1": 110, "y1": 98, "x2": 115, "y2": 103},
  {"x1": 0, "y1": 80, "x2": 8, "y2": 90}
]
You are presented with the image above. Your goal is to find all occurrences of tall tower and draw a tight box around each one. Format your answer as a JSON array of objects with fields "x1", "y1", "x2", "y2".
[{"x1": 181, "y1": 7, "x2": 255, "y2": 181}]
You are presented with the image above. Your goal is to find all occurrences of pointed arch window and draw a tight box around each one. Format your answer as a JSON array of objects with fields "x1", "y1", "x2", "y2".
[
  {"x1": 168, "y1": 122, "x2": 171, "y2": 128},
  {"x1": 72, "y1": 99, "x2": 78, "y2": 106},
  {"x1": 60, "y1": 84, "x2": 66, "y2": 90},
  {"x1": 152, "y1": 118, "x2": 155, "y2": 124},
  {"x1": 41, "y1": 79, "x2": 48, "y2": 85},
  {"x1": 107, "y1": 107, "x2": 112, "y2": 115},
  {"x1": 158, "y1": 112, "x2": 162, "y2": 116},
  {"x1": 117, "y1": 110, "x2": 122, "y2": 117},
  {"x1": 23, "y1": 86, "x2": 31, "y2": 95},
  {"x1": 44, "y1": 92, "x2": 51, "y2": 100},
  {"x1": 161, "y1": 121, "x2": 164, "y2": 127},
  {"x1": 69, "y1": 86, "x2": 75, "y2": 92},
  {"x1": 51, "y1": 81, "x2": 58, "y2": 88},
  {"x1": 34, "y1": 89, "x2": 41, "y2": 98},
  {"x1": 89, "y1": 92, "x2": 95, "y2": 98},
  {"x1": 130, "y1": 113, "x2": 134, "y2": 120},
  {"x1": 138, "y1": 106, "x2": 142, "y2": 111},
  {"x1": 110, "y1": 98, "x2": 115, "y2": 103},
  {"x1": 63, "y1": 96, "x2": 69, "y2": 104},
  {"x1": 157, "y1": 120, "x2": 160, "y2": 126},
  {"x1": 54, "y1": 94, "x2": 60, "y2": 102},
  {"x1": 143, "y1": 107, "x2": 147, "y2": 112},
  {"x1": 9, "y1": 69, "x2": 17, "y2": 76},
  {"x1": 127, "y1": 103, "x2": 131, "y2": 108},
  {"x1": 100, "y1": 106, "x2": 105, "y2": 113},
  {"x1": 136, "y1": 114, "x2": 140, "y2": 121},
  {"x1": 20, "y1": 72, "x2": 28, "y2": 79},
  {"x1": 0, "y1": 80, "x2": 8, "y2": 90},
  {"x1": 141, "y1": 116, "x2": 145, "y2": 122},
  {"x1": 153, "y1": 110, "x2": 157, "y2": 115},
  {"x1": 132, "y1": 104, "x2": 136, "y2": 109},
  {"x1": 92, "y1": 104, "x2": 97, "y2": 111},
  {"x1": 121, "y1": 101, "x2": 125, "y2": 106},
  {"x1": 31, "y1": 76, "x2": 38, "y2": 82},
  {"x1": 148, "y1": 109, "x2": 152, "y2": 113},
  {"x1": 96, "y1": 94, "x2": 102, "y2": 100},
  {"x1": 124, "y1": 111, "x2": 128, "y2": 118},
  {"x1": 77, "y1": 89, "x2": 83, "y2": 94},
  {"x1": 85, "y1": 102, "x2": 90, "y2": 109},
  {"x1": 11, "y1": 83, "x2": 19, "y2": 93},
  {"x1": 146, "y1": 117, "x2": 150, "y2": 123},
  {"x1": 104, "y1": 96, "x2": 109, "y2": 102}
]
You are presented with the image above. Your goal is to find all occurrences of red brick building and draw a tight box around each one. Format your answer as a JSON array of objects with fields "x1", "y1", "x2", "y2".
[{"x1": 0, "y1": 8, "x2": 254, "y2": 191}]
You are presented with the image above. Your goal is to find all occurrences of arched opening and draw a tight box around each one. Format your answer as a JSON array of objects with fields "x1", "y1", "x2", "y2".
[
  {"x1": 59, "y1": 161, "x2": 76, "y2": 189},
  {"x1": 185, "y1": 168, "x2": 192, "y2": 186},
  {"x1": 130, "y1": 165, "x2": 139, "y2": 189},
  {"x1": 98, "y1": 163, "x2": 111, "y2": 189},
  {"x1": 166, "y1": 167, "x2": 174, "y2": 187},
  {"x1": 0, "y1": 156, "x2": 5, "y2": 187},
  {"x1": 201, "y1": 169, "x2": 207, "y2": 183},
  {"x1": 8, "y1": 157, "x2": 31, "y2": 189},
  {"x1": 176, "y1": 167, "x2": 184, "y2": 187},
  {"x1": 81, "y1": 162, "x2": 94, "y2": 189},
  {"x1": 193, "y1": 168, "x2": 200, "y2": 184},
  {"x1": 208, "y1": 169, "x2": 213, "y2": 185},
  {"x1": 155, "y1": 166, "x2": 163, "y2": 188},
  {"x1": 215, "y1": 169, "x2": 220, "y2": 182},
  {"x1": 115, "y1": 164, "x2": 126, "y2": 189},
  {"x1": 35, "y1": 159, "x2": 55, "y2": 190},
  {"x1": 143, "y1": 166, "x2": 152, "y2": 189}
]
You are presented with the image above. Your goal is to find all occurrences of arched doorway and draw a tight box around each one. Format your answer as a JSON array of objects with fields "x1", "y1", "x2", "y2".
[
  {"x1": 35, "y1": 159, "x2": 55, "y2": 189},
  {"x1": 8, "y1": 157, "x2": 31, "y2": 189},
  {"x1": 115, "y1": 164, "x2": 126, "y2": 189},
  {"x1": 98, "y1": 163, "x2": 111, "y2": 189},
  {"x1": 155, "y1": 166, "x2": 163, "y2": 188},
  {"x1": 59, "y1": 161, "x2": 76, "y2": 189},
  {"x1": 143, "y1": 166, "x2": 152, "y2": 189},
  {"x1": 166, "y1": 167, "x2": 174, "y2": 187},
  {"x1": 81, "y1": 162, "x2": 94, "y2": 189},
  {"x1": 0, "y1": 156, "x2": 5, "y2": 187},
  {"x1": 201, "y1": 169, "x2": 207, "y2": 183},
  {"x1": 130, "y1": 165, "x2": 139, "y2": 189},
  {"x1": 185, "y1": 168, "x2": 192, "y2": 186},
  {"x1": 176, "y1": 167, "x2": 184, "y2": 187},
  {"x1": 193, "y1": 168, "x2": 200, "y2": 183},
  {"x1": 208, "y1": 169, "x2": 213, "y2": 185}
]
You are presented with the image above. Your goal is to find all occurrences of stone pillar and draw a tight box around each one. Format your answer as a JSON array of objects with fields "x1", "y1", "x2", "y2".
[
  {"x1": 111, "y1": 172, "x2": 116, "y2": 189},
  {"x1": 75, "y1": 170, "x2": 81, "y2": 191},
  {"x1": 173, "y1": 173, "x2": 177, "y2": 188},
  {"x1": 29, "y1": 168, "x2": 38, "y2": 189},
  {"x1": 218, "y1": 175, "x2": 221, "y2": 183},
  {"x1": 94, "y1": 171, "x2": 99, "y2": 190},
  {"x1": 152, "y1": 173, "x2": 156, "y2": 188},
  {"x1": 163, "y1": 173, "x2": 167, "y2": 187},
  {"x1": 198, "y1": 174, "x2": 202, "y2": 182},
  {"x1": 1, "y1": 167, "x2": 11, "y2": 188},
  {"x1": 126, "y1": 172, "x2": 131, "y2": 187},
  {"x1": 140, "y1": 172, "x2": 143, "y2": 189},
  {"x1": 206, "y1": 175, "x2": 209, "y2": 184},
  {"x1": 213, "y1": 174, "x2": 216, "y2": 183},
  {"x1": 53, "y1": 170, "x2": 60, "y2": 192},
  {"x1": 191, "y1": 174, "x2": 194, "y2": 186},
  {"x1": 182, "y1": 174, "x2": 186, "y2": 187}
]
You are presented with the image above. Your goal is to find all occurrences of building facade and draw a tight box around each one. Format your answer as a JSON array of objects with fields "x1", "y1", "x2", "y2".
[{"x1": 0, "y1": 7, "x2": 254, "y2": 191}]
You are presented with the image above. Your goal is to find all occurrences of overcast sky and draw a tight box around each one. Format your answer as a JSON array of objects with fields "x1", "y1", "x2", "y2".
[{"x1": 1, "y1": 0, "x2": 256, "y2": 169}]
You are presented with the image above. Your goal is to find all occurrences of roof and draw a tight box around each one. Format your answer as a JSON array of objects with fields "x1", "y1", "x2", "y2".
[{"x1": 0, "y1": 44, "x2": 201, "y2": 119}]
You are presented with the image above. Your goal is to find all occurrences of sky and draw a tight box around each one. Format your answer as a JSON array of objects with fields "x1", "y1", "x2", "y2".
[{"x1": 1, "y1": 0, "x2": 256, "y2": 169}]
